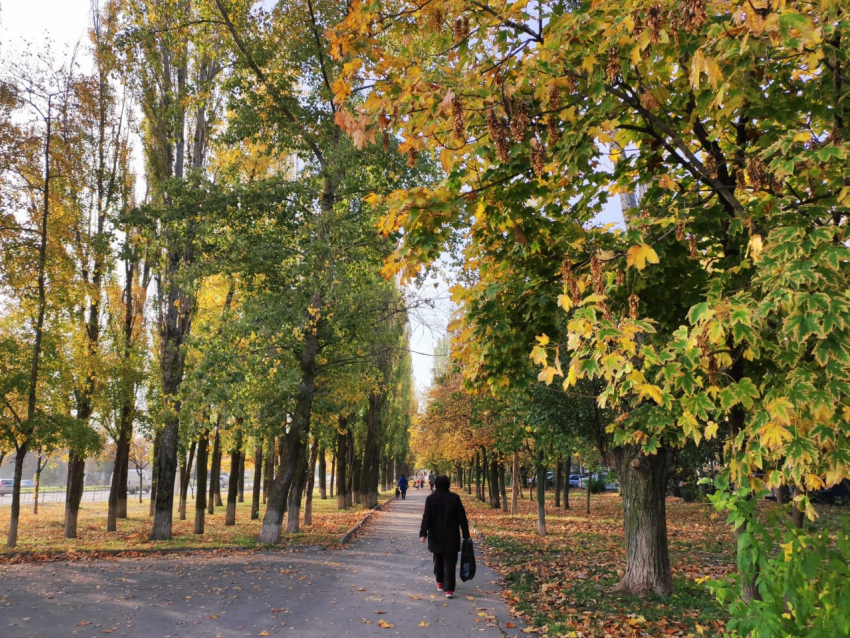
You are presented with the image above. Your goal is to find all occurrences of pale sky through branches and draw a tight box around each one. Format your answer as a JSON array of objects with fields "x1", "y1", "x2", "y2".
[{"x1": 0, "y1": 0, "x2": 625, "y2": 396}]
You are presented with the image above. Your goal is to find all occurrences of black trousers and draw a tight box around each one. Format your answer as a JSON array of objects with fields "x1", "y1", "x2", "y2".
[{"x1": 433, "y1": 552, "x2": 458, "y2": 592}]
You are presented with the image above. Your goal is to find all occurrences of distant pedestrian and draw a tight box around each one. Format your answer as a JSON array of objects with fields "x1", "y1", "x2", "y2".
[
  {"x1": 419, "y1": 475, "x2": 470, "y2": 599},
  {"x1": 428, "y1": 471, "x2": 435, "y2": 492},
  {"x1": 397, "y1": 474, "x2": 409, "y2": 500}
]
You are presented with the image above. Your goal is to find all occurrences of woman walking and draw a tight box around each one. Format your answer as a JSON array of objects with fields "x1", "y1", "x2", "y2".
[{"x1": 419, "y1": 475, "x2": 470, "y2": 599}]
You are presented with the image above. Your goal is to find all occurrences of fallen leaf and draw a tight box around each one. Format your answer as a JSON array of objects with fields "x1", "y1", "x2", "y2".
[
  {"x1": 376, "y1": 619, "x2": 395, "y2": 628},
  {"x1": 418, "y1": 621, "x2": 430, "y2": 627}
]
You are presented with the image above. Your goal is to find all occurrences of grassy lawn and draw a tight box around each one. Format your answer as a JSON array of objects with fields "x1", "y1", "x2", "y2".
[
  {"x1": 0, "y1": 489, "x2": 393, "y2": 560},
  {"x1": 465, "y1": 490, "x2": 734, "y2": 638}
]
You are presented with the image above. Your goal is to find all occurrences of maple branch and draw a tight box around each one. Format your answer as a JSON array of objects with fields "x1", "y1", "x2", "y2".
[
  {"x1": 470, "y1": 2, "x2": 543, "y2": 43},
  {"x1": 305, "y1": 0, "x2": 337, "y2": 113},
  {"x1": 212, "y1": 0, "x2": 327, "y2": 169}
]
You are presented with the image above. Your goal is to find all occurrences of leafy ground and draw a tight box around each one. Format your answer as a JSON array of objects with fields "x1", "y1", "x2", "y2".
[
  {"x1": 0, "y1": 490, "x2": 391, "y2": 561},
  {"x1": 465, "y1": 490, "x2": 735, "y2": 638}
]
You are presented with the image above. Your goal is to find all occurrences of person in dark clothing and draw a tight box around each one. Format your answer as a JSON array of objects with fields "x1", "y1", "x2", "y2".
[
  {"x1": 428, "y1": 471, "x2": 436, "y2": 492},
  {"x1": 419, "y1": 475, "x2": 470, "y2": 599},
  {"x1": 397, "y1": 474, "x2": 409, "y2": 499}
]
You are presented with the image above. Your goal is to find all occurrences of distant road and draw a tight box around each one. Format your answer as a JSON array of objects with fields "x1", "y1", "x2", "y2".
[{"x1": 0, "y1": 482, "x2": 253, "y2": 507}]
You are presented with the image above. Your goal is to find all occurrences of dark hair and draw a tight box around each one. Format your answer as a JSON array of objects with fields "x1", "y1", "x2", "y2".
[{"x1": 435, "y1": 475, "x2": 450, "y2": 489}]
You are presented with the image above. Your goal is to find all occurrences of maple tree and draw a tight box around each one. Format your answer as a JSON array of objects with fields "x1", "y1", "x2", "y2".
[{"x1": 332, "y1": 0, "x2": 850, "y2": 609}]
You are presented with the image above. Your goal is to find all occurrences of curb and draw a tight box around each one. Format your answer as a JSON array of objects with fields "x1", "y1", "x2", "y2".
[{"x1": 340, "y1": 494, "x2": 395, "y2": 545}]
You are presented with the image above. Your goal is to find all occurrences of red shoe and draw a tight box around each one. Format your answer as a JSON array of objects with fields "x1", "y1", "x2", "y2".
[
  {"x1": 436, "y1": 583, "x2": 443, "y2": 592},
  {"x1": 445, "y1": 591, "x2": 454, "y2": 599}
]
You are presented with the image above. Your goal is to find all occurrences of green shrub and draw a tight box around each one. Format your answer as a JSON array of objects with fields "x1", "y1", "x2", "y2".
[{"x1": 705, "y1": 480, "x2": 850, "y2": 638}]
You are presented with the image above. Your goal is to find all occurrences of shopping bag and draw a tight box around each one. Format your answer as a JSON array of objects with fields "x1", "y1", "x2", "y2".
[{"x1": 460, "y1": 538, "x2": 476, "y2": 582}]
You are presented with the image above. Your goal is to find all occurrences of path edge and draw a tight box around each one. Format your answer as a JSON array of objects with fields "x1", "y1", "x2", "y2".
[{"x1": 339, "y1": 493, "x2": 395, "y2": 545}]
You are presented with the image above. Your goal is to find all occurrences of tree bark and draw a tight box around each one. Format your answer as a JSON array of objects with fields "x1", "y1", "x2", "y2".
[
  {"x1": 149, "y1": 431, "x2": 160, "y2": 517},
  {"x1": 208, "y1": 427, "x2": 221, "y2": 514},
  {"x1": 64, "y1": 450, "x2": 86, "y2": 539},
  {"x1": 194, "y1": 430, "x2": 209, "y2": 534},
  {"x1": 535, "y1": 451, "x2": 546, "y2": 537},
  {"x1": 359, "y1": 392, "x2": 382, "y2": 509},
  {"x1": 6, "y1": 446, "x2": 28, "y2": 548},
  {"x1": 336, "y1": 419, "x2": 348, "y2": 509},
  {"x1": 609, "y1": 445, "x2": 673, "y2": 596},
  {"x1": 225, "y1": 444, "x2": 241, "y2": 527},
  {"x1": 108, "y1": 408, "x2": 131, "y2": 531},
  {"x1": 318, "y1": 446, "x2": 327, "y2": 499},
  {"x1": 563, "y1": 455, "x2": 571, "y2": 510},
  {"x1": 510, "y1": 452, "x2": 519, "y2": 515},
  {"x1": 258, "y1": 293, "x2": 321, "y2": 544},
  {"x1": 285, "y1": 442, "x2": 309, "y2": 534},
  {"x1": 303, "y1": 443, "x2": 320, "y2": 527},
  {"x1": 555, "y1": 458, "x2": 562, "y2": 508},
  {"x1": 238, "y1": 453, "x2": 245, "y2": 503},
  {"x1": 489, "y1": 454, "x2": 500, "y2": 509},
  {"x1": 178, "y1": 440, "x2": 197, "y2": 520},
  {"x1": 251, "y1": 445, "x2": 262, "y2": 520},
  {"x1": 475, "y1": 450, "x2": 482, "y2": 502},
  {"x1": 498, "y1": 459, "x2": 507, "y2": 512}
]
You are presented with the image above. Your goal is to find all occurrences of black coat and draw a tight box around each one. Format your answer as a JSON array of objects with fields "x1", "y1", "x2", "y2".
[{"x1": 419, "y1": 488, "x2": 470, "y2": 554}]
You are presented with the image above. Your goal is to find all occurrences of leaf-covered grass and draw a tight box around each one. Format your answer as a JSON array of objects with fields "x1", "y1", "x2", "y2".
[
  {"x1": 466, "y1": 490, "x2": 733, "y2": 638},
  {"x1": 0, "y1": 489, "x2": 393, "y2": 561}
]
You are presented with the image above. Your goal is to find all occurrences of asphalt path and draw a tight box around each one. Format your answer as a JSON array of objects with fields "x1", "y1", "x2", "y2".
[{"x1": 0, "y1": 487, "x2": 523, "y2": 638}]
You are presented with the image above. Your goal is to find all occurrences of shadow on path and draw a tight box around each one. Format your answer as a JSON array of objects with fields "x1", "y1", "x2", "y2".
[{"x1": 0, "y1": 488, "x2": 524, "y2": 638}]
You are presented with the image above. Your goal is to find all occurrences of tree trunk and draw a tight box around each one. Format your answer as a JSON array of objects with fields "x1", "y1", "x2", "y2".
[
  {"x1": 609, "y1": 445, "x2": 673, "y2": 597},
  {"x1": 475, "y1": 450, "x2": 482, "y2": 501},
  {"x1": 251, "y1": 445, "x2": 262, "y2": 520},
  {"x1": 351, "y1": 449, "x2": 362, "y2": 506},
  {"x1": 498, "y1": 460, "x2": 507, "y2": 513},
  {"x1": 238, "y1": 453, "x2": 245, "y2": 503},
  {"x1": 303, "y1": 443, "x2": 319, "y2": 527},
  {"x1": 318, "y1": 446, "x2": 327, "y2": 499},
  {"x1": 33, "y1": 455, "x2": 47, "y2": 515},
  {"x1": 208, "y1": 427, "x2": 221, "y2": 515},
  {"x1": 336, "y1": 419, "x2": 348, "y2": 509},
  {"x1": 64, "y1": 450, "x2": 86, "y2": 539},
  {"x1": 263, "y1": 443, "x2": 273, "y2": 504},
  {"x1": 329, "y1": 455, "x2": 335, "y2": 498},
  {"x1": 346, "y1": 428, "x2": 355, "y2": 508},
  {"x1": 178, "y1": 441, "x2": 197, "y2": 520},
  {"x1": 535, "y1": 452, "x2": 547, "y2": 537},
  {"x1": 489, "y1": 454, "x2": 500, "y2": 509},
  {"x1": 563, "y1": 455, "x2": 571, "y2": 510},
  {"x1": 258, "y1": 293, "x2": 321, "y2": 544},
  {"x1": 511, "y1": 452, "x2": 519, "y2": 515},
  {"x1": 149, "y1": 432, "x2": 160, "y2": 517},
  {"x1": 285, "y1": 442, "x2": 309, "y2": 534},
  {"x1": 108, "y1": 407, "x2": 132, "y2": 531},
  {"x1": 791, "y1": 486, "x2": 804, "y2": 529},
  {"x1": 586, "y1": 474, "x2": 592, "y2": 514},
  {"x1": 6, "y1": 445, "x2": 28, "y2": 548},
  {"x1": 555, "y1": 459, "x2": 562, "y2": 508},
  {"x1": 359, "y1": 392, "x2": 382, "y2": 509},
  {"x1": 225, "y1": 445, "x2": 241, "y2": 526},
  {"x1": 194, "y1": 430, "x2": 209, "y2": 534}
]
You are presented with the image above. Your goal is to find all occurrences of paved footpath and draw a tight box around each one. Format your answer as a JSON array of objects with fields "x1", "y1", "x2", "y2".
[{"x1": 0, "y1": 488, "x2": 523, "y2": 638}]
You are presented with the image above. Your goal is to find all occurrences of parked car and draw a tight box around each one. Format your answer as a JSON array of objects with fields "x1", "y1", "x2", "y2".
[
  {"x1": 568, "y1": 474, "x2": 587, "y2": 488},
  {"x1": 219, "y1": 472, "x2": 230, "y2": 488},
  {"x1": 0, "y1": 478, "x2": 14, "y2": 495},
  {"x1": 21, "y1": 479, "x2": 35, "y2": 489},
  {"x1": 527, "y1": 472, "x2": 556, "y2": 488}
]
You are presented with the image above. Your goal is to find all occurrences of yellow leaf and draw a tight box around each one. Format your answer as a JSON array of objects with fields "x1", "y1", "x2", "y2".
[
  {"x1": 582, "y1": 54, "x2": 597, "y2": 73},
  {"x1": 439, "y1": 148, "x2": 455, "y2": 172},
  {"x1": 259, "y1": 633, "x2": 270, "y2": 637},
  {"x1": 376, "y1": 619, "x2": 395, "y2": 628},
  {"x1": 418, "y1": 621, "x2": 430, "y2": 627},
  {"x1": 529, "y1": 345, "x2": 547, "y2": 366},
  {"x1": 793, "y1": 131, "x2": 811, "y2": 143},
  {"x1": 636, "y1": 383, "x2": 663, "y2": 405},
  {"x1": 626, "y1": 244, "x2": 660, "y2": 271},
  {"x1": 704, "y1": 421, "x2": 719, "y2": 440},
  {"x1": 538, "y1": 366, "x2": 558, "y2": 385},
  {"x1": 747, "y1": 234, "x2": 764, "y2": 262},
  {"x1": 557, "y1": 293, "x2": 573, "y2": 312},
  {"x1": 536, "y1": 333, "x2": 550, "y2": 346}
]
